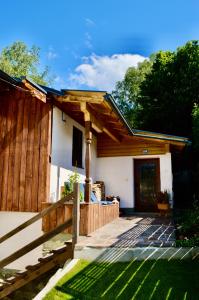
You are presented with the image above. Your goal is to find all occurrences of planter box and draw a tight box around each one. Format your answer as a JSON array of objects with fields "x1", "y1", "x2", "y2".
[
  {"x1": 42, "y1": 202, "x2": 119, "y2": 235},
  {"x1": 157, "y1": 203, "x2": 169, "y2": 211}
]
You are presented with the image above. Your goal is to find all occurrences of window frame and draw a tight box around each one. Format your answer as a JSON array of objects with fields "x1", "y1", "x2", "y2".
[{"x1": 72, "y1": 126, "x2": 83, "y2": 169}]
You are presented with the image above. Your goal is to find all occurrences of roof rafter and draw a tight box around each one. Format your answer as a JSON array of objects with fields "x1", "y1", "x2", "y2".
[
  {"x1": 22, "y1": 79, "x2": 46, "y2": 103},
  {"x1": 80, "y1": 102, "x2": 121, "y2": 143},
  {"x1": 56, "y1": 95, "x2": 104, "y2": 104}
]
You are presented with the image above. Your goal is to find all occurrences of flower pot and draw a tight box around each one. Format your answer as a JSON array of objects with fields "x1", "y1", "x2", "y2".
[{"x1": 157, "y1": 203, "x2": 169, "y2": 211}]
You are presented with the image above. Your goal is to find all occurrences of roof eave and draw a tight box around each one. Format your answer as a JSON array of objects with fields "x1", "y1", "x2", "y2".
[
  {"x1": 105, "y1": 93, "x2": 133, "y2": 135},
  {"x1": 133, "y1": 132, "x2": 191, "y2": 145},
  {"x1": 21, "y1": 76, "x2": 47, "y2": 94}
]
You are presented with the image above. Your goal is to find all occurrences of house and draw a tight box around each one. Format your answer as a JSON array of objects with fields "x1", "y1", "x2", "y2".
[{"x1": 0, "y1": 69, "x2": 189, "y2": 221}]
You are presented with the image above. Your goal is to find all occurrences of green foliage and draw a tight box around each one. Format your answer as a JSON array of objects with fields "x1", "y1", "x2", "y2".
[
  {"x1": 62, "y1": 171, "x2": 80, "y2": 197},
  {"x1": 192, "y1": 104, "x2": 199, "y2": 151},
  {"x1": 135, "y1": 50, "x2": 175, "y2": 133},
  {"x1": 176, "y1": 200, "x2": 199, "y2": 246},
  {"x1": 178, "y1": 201, "x2": 199, "y2": 234},
  {"x1": 0, "y1": 41, "x2": 52, "y2": 86},
  {"x1": 176, "y1": 237, "x2": 199, "y2": 247},
  {"x1": 138, "y1": 41, "x2": 199, "y2": 136},
  {"x1": 114, "y1": 40, "x2": 199, "y2": 137},
  {"x1": 113, "y1": 57, "x2": 153, "y2": 126},
  {"x1": 62, "y1": 171, "x2": 84, "y2": 202}
]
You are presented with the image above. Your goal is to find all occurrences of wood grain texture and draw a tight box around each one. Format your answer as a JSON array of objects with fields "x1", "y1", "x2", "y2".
[
  {"x1": 72, "y1": 183, "x2": 80, "y2": 248},
  {"x1": 42, "y1": 202, "x2": 119, "y2": 235},
  {"x1": 97, "y1": 135, "x2": 167, "y2": 157},
  {"x1": 0, "y1": 219, "x2": 72, "y2": 269},
  {"x1": 0, "y1": 192, "x2": 74, "y2": 244},
  {"x1": 0, "y1": 97, "x2": 9, "y2": 210},
  {"x1": 85, "y1": 121, "x2": 92, "y2": 203},
  {"x1": 0, "y1": 244, "x2": 72, "y2": 299},
  {"x1": 0, "y1": 90, "x2": 51, "y2": 212}
]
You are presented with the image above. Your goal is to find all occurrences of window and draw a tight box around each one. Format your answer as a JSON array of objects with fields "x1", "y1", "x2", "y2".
[{"x1": 72, "y1": 126, "x2": 83, "y2": 168}]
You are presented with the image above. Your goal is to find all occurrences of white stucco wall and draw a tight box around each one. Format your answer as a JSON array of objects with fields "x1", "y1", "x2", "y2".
[
  {"x1": 50, "y1": 106, "x2": 173, "y2": 208},
  {"x1": 50, "y1": 107, "x2": 97, "y2": 201},
  {"x1": 95, "y1": 153, "x2": 173, "y2": 209}
]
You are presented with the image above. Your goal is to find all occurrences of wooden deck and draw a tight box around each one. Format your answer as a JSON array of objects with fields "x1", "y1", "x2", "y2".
[{"x1": 42, "y1": 202, "x2": 119, "y2": 235}]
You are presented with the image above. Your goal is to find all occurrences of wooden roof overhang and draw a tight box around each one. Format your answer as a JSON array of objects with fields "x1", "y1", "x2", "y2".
[
  {"x1": 132, "y1": 130, "x2": 191, "y2": 154},
  {"x1": 49, "y1": 90, "x2": 131, "y2": 143},
  {"x1": 47, "y1": 89, "x2": 190, "y2": 152},
  {"x1": 0, "y1": 69, "x2": 190, "y2": 152},
  {"x1": 45, "y1": 89, "x2": 190, "y2": 152}
]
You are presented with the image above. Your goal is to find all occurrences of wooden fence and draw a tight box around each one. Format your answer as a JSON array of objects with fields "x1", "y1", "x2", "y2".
[
  {"x1": 0, "y1": 183, "x2": 80, "y2": 298},
  {"x1": 42, "y1": 202, "x2": 119, "y2": 235}
]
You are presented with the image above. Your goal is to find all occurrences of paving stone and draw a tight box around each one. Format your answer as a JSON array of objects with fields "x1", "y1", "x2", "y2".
[{"x1": 76, "y1": 215, "x2": 176, "y2": 249}]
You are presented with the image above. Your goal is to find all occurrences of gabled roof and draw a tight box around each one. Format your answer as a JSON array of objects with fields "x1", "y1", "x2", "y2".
[
  {"x1": 0, "y1": 69, "x2": 20, "y2": 85},
  {"x1": 21, "y1": 76, "x2": 47, "y2": 94},
  {"x1": 0, "y1": 69, "x2": 190, "y2": 146},
  {"x1": 0, "y1": 70, "x2": 47, "y2": 102}
]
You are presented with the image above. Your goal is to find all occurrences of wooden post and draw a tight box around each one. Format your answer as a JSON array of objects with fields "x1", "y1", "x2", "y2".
[
  {"x1": 72, "y1": 183, "x2": 80, "y2": 253},
  {"x1": 85, "y1": 121, "x2": 92, "y2": 202}
]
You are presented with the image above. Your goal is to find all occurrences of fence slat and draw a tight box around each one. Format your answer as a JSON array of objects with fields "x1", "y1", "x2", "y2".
[
  {"x1": 72, "y1": 183, "x2": 80, "y2": 251},
  {"x1": 0, "y1": 219, "x2": 72, "y2": 269},
  {"x1": 0, "y1": 192, "x2": 74, "y2": 244}
]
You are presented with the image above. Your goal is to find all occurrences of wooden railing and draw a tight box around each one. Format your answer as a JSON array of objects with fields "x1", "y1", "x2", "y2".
[
  {"x1": 42, "y1": 201, "x2": 119, "y2": 235},
  {"x1": 0, "y1": 183, "x2": 80, "y2": 268}
]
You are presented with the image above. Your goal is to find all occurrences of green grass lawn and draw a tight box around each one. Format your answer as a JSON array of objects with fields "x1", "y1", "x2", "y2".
[{"x1": 44, "y1": 259, "x2": 199, "y2": 300}]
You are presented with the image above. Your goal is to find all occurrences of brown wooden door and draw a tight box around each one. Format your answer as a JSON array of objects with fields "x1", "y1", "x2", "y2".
[{"x1": 134, "y1": 159, "x2": 160, "y2": 212}]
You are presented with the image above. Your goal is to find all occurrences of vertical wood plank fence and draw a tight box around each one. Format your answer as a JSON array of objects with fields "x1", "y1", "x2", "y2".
[{"x1": 0, "y1": 183, "x2": 80, "y2": 298}]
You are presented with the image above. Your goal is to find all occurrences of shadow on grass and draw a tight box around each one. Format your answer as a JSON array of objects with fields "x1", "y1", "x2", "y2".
[
  {"x1": 53, "y1": 248, "x2": 199, "y2": 300},
  {"x1": 45, "y1": 216, "x2": 199, "y2": 300}
]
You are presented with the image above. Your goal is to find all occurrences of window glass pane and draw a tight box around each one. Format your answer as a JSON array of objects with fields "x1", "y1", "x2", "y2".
[
  {"x1": 139, "y1": 163, "x2": 156, "y2": 205},
  {"x1": 72, "y1": 127, "x2": 83, "y2": 168}
]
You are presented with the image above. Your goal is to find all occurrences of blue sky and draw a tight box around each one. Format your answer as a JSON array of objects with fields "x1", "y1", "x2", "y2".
[{"x1": 1, "y1": 0, "x2": 199, "y2": 91}]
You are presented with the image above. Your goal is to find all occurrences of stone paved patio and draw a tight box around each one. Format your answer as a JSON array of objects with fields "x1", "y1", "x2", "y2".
[{"x1": 77, "y1": 215, "x2": 176, "y2": 248}]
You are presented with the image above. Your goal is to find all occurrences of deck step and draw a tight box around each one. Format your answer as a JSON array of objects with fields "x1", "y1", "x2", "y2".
[
  {"x1": 50, "y1": 245, "x2": 68, "y2": 254},
  {"x1": 26, "y1": 262, "x2": 42, "y2": 271},
  {"x1": 15, "y1": 270, "x2": 28, "y2": 277},
  {"x1": 4, "y1": 276, "x2": 16, "y2": 284},
  {"x1": 38, "y1": 253, "x2": 54, "y2": 263},
  {"x1": 0, "y1": 244, "x2": 73, "y2": 299}
]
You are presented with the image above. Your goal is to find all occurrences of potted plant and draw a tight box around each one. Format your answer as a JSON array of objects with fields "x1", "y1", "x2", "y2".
[
  {"x1": 156, "y1": 191, "x2": 170, "y2": 214},
  {"x1": 61, "y1": 171, "x2": 84, "y2": 202}
]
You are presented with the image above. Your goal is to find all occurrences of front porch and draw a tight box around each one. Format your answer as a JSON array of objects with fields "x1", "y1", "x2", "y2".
[{"x1": 47, "y1": 89, "x2": 188, "y2": 236}]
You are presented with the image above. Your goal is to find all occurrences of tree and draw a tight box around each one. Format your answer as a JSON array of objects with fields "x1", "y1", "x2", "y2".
[
  {"x1": 113, "y1": 57, "x2": 153, "y2": 126},
  {"x1": 0, "y1": 41, "x2": 52, "y2": 86},
  {"x1": 114, "y1": 41, "x2": 199, "y2": 138},
  {"x1": 192, "y1": 104, "x2": 199, "y2": 151},
  {"x1": 136, "y1": 41, "x2": 199, "y2": 137}
]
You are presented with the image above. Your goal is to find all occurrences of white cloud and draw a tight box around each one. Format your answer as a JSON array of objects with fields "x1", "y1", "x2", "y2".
[
  {"x1": 69, "y1": 53, "x2": 147, "y2": 91},
  {"x1": 47, "y1": 47, "x2": 57, "y2": 60},
  {"x1": 85, "y1": 18, "x2": 95, "y2": 26},
  {"x1": 84, "y1": 32, "x2": 93, "y2": 49}
]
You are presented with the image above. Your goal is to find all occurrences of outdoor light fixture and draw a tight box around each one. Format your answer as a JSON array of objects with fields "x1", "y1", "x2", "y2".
[{"x1": 143, "y1": 149, "x2": 148, "y2": 154}]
